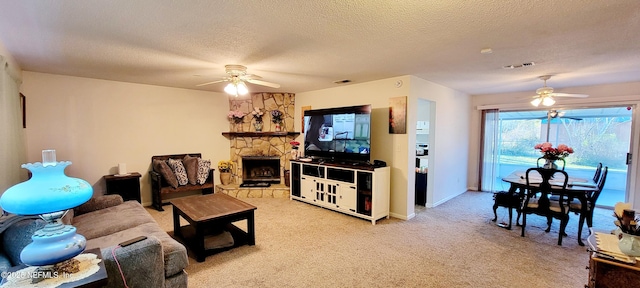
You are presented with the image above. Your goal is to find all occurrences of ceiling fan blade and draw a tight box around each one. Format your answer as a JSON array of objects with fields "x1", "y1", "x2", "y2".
[
  {"x1": 551, "y1": 93, "x2": 589, "y2": 98},
  {"x1": 246, "y1": 79, "x2": 281, "y2": 88},
  {"x1": 196, "y1": 79, "x2": 227, "y2": 87}
]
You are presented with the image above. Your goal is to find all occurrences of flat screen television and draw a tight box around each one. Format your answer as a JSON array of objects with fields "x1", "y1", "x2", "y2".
[{"x1": 303, "y1": 104, "x2": 372, "y2": 163}]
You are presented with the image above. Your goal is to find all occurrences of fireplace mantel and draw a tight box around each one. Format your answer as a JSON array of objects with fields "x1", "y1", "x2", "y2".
[{"x1": 222, "y1": 131, "x2": 300, "y2": 138}]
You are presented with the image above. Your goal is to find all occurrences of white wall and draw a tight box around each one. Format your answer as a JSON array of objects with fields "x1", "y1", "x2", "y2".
[
  {"x1": 410, "y1": 76, "x2": 471, "y2": 209},
  {"x1": 296, "y1": 75, "x2": 471, "y2": 219},
  {"x1": 469, "y1": 81, "x2": 640, "y2": 209},
  {"x1": 20, "y1": 72, "x2": 230, "y2": 205}
]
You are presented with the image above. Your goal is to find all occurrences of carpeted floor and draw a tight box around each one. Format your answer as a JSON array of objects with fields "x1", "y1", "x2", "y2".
[{"x1": 146, "y1": 191, "x2": 615, "y2": 288}]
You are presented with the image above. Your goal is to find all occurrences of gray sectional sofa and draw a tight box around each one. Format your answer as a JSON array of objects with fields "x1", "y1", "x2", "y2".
[{"x1": 0, "y1": 195, "x2": 188, "y2": 288}]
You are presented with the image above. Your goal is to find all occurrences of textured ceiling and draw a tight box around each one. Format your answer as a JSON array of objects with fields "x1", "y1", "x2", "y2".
[{"x1": 0, "y1": 0, "x2": 639, "y2": 96}]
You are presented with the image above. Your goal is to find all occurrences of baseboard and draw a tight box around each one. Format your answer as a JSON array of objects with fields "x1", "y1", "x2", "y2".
[
  {"x1": 431, "y1": 190, "x2": 466, "y2": 207},
  {"x1": 389, "y1": 212, "x2": 415, "y2": 220}
]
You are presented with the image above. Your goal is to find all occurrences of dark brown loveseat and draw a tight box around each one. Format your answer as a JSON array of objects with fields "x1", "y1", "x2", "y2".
[{"x1": 150, "y1": 153, "x2": 215, "y2": 211}]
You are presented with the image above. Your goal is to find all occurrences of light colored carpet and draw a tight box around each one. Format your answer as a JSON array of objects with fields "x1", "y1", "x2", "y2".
[{"x1": 146, "y1": 191, "x2": 614, "y2": 288}]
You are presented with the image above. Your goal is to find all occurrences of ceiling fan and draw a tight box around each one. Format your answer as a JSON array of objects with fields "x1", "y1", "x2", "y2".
[
  {"x1": 196, "y1": 65, "x2": 280, "y2": 96},
  {"x1": 530, "y1": 75, "x2": 588, "y2": 107}
]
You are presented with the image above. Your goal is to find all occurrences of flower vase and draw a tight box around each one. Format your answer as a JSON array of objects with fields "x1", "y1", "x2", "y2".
[
  {"x1": 254, "y1": 121, "x2": 263, "y2": 132},
  {"x1": 291, "y1": 148, "x2": 299, "y2": 160},
  {"x1": 543, "y1": 159, "x2": 558, "y2": 170},
  {"x1": 275, "y1": 123, "x2": 281, "y2": 132},
  {"x1": 220, "y1": 172, "x2": 232, "y2": 185},
  {"x1": 236, "y1": 123, "x2": 243, "y2": 132}
]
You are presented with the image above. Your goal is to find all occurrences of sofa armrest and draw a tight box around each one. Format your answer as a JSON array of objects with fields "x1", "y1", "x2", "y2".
[
  {"x1": 149, "y1": 170, "x2": 162, "y2": 185},
  {"x1": 100, "y1": 236, "x2": 165, "y2": 288},
  {"x1": 0, "y1": 250, "x2": 12, "y2": 275},
  {"x1": 75, "y1": 195, "x2": 124, "y2": 216}
]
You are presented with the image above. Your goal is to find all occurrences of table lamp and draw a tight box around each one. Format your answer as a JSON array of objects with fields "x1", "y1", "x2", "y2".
[{"x1": 0, "y1": 149, "x2": 93, "y2": 266}]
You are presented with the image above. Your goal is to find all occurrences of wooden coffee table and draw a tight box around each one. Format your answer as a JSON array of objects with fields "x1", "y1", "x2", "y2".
[{"x1": 171, "y1": 193, "x2": 257, "y2": 262}]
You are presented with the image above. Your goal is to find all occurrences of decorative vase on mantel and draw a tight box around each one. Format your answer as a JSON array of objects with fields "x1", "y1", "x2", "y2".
[
  {"x1": 254, "y1": 121, "x2": 263, "y2": 132},
  {"x1": 235, "y1": 123, "x2": 244, "y2": 132},
  {"x1": 275, "y1": 123, "x2": 282, "y2": 132}
]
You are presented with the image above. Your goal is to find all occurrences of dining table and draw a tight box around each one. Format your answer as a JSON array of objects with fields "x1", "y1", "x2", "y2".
[{"x1": 501, "y1": 170, "x2": 598, "y2": 246}]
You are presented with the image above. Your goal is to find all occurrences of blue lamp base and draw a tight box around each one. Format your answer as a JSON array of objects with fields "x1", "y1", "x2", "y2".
[{"x1": 20, "y1": 211, "x2": 87, "y2": 267}]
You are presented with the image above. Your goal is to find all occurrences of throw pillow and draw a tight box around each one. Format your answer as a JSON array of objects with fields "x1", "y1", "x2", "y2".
[
  {"x1": 153, "y1": 159, "x2": 178, "y2": 188},
  {"x1": 197, "y1": 158, "x2": 211, "y2": 185},
  {"x1": 167, "y1": 158, "x2": 188, "y2": 186},
  {"x1": 182, "y1": 155, "x2": 198, "y2": 185}
]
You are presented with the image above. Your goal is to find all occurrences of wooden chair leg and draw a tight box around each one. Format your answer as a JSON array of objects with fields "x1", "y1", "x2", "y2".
[
  {"x1": 545, "y1": 216, "x2": 552, "y2": 233},
  {"x1": 558, "y1": 216, "x2": 569, "y2": 246}
]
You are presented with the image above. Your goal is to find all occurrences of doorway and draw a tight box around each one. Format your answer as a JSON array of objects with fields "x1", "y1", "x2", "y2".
[
  {"x1": 480, "y1": 106, "x2": 633, "y2": 207},
  {"x1": 415, "y1": 99, "x2": 431, "y2": 206}
]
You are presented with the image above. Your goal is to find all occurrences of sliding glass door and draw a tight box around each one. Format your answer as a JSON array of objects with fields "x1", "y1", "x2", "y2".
[{"x1": 481, "y1": 106, "x2": 633, "y2": 207}]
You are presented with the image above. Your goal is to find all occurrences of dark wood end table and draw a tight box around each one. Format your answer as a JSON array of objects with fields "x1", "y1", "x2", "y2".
[
  {"x1": 1, "y1": 248, "x2": 108, "y2": 288},
  {"x1": 171, "y1": 193, "x2": 257, "y2": 262},
  {"x1": 103, "y1": 172, "x2": 142, "y2": 202}
]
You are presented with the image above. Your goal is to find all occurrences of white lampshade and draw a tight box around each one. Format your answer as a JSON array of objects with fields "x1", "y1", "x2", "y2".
[
  {"x1": 542, "y1": 96, "x2": 556, "y2": 106},
  {"x1": 237, "y1": 81, "x2": 249, "y2": 95},
  {"x1": 530, "y1": 98, "x2": 542, "y2": 107},
  {"x1": 224, "y1": 83, "x2": 237, "y2": 95}
]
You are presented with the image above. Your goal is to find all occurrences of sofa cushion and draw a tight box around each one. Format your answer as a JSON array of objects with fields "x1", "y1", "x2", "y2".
[
  {"x1": 197, "y1": 158, "x2": 211, "y2": 185},
  {"x1": 182, "y1": 155, "x2": 198, "y2": 185},
  {"x1": 74, "y1": 201, "x2": 156, "y2": 240},
  {"x1": 86, "y1": 223, "x2": 188, "y2": 277},
  {"x1": 167, "y1": 158, "x2": 188, "y2": 186},
  {"x1": 154, "y1": 159, "x2": 179, "y2": 188}
]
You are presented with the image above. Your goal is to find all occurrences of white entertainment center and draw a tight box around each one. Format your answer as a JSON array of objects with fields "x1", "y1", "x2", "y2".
[{"x1": 289, "y1": 160, "x2": 390, "y2": 224}]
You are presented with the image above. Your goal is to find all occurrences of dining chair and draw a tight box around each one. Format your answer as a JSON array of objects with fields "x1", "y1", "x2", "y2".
[
  {"x1": 592, "y1": 162, "x2": 603, "y2": 183},
  {"x1": 521, "y1": 167, "x2": 571, "y2": 245},
  {"x1": 566, "y1": 166, "x2": 608, "y2": 235}
]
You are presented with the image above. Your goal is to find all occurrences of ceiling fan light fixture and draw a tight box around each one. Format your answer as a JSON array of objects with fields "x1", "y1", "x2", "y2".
[
  {"x1": 237, "y1": 81, "x2": 249, "y2": 95},
  {"x1": 531, "y1": 98, "x2": 542, "y2": 107},
  {"x1": 224, "y1": 82, "x2": 237, "y2": 95},
  {"x1": 542, "y1": 96, "x2": 556, "y2": 106}
]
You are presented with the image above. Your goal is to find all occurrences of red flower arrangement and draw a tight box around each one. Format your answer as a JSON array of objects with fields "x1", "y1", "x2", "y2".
[{"x1": 534, "y1": 142, "x2": 574, "y2": 160}]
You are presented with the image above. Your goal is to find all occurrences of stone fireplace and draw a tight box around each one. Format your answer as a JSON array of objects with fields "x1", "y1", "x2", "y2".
[
  {"x1": 241, "y1": 156, "x2": 281, "y2": 184},
  {"x1": 215, "y1": 92, "x2": 298, "y2": 198}
]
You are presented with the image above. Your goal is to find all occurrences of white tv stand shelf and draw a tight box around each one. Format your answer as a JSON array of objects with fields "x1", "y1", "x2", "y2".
[{"x1": 289, "y1": 160, "x2": 390, "y2": 225}]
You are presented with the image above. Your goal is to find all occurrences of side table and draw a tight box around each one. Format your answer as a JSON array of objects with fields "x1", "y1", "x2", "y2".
[
  {"x1": 1, "y1": 248, "x2": 108, "y2": 288},
  {"x1": 586, "y1": 233, "x2": 640, "y2": 287},
  {"x1": 104, "y1": 172, "x2": 142, "y2": 202}
]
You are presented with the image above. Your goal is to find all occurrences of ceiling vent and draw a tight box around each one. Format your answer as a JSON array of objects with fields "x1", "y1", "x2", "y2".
[{"x1": 502, "y1": 62, "x2": 535, "y2": 69}]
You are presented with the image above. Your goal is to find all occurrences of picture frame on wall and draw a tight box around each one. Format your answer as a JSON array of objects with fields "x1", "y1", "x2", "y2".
[{"x1": 389, "y1": 96, "x2": 407, "y2": 134}]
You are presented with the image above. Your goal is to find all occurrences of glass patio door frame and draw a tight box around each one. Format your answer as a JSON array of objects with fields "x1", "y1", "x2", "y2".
[{"x1": 479, "y1": 104, "x2": 638, "y2": 207}]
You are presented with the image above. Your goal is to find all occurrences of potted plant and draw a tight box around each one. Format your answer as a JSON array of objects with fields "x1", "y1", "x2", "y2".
[
  {"x1": 251, "y1": 107, "x2": 264, "y2": 131},
  {"x1": 290, "y1": 141, "x2": 300, "y2": 160},
  {"x1": 228, "y1": 110, "x2": 246, "y2": 132},
  {"x1": 218, "y1": 160, "x2": 234, "y2": 185},
  {"x1": 271, "y1": 110, "x2": 283, "y2": 131},
  {"x1": 534, "y1": 142, "x2": 574, "y2": 169}
]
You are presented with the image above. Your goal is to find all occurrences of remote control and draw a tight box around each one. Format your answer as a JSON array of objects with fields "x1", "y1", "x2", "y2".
[{"x1": 119, "y1": 236, "x2": 147, "y2": 247}]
